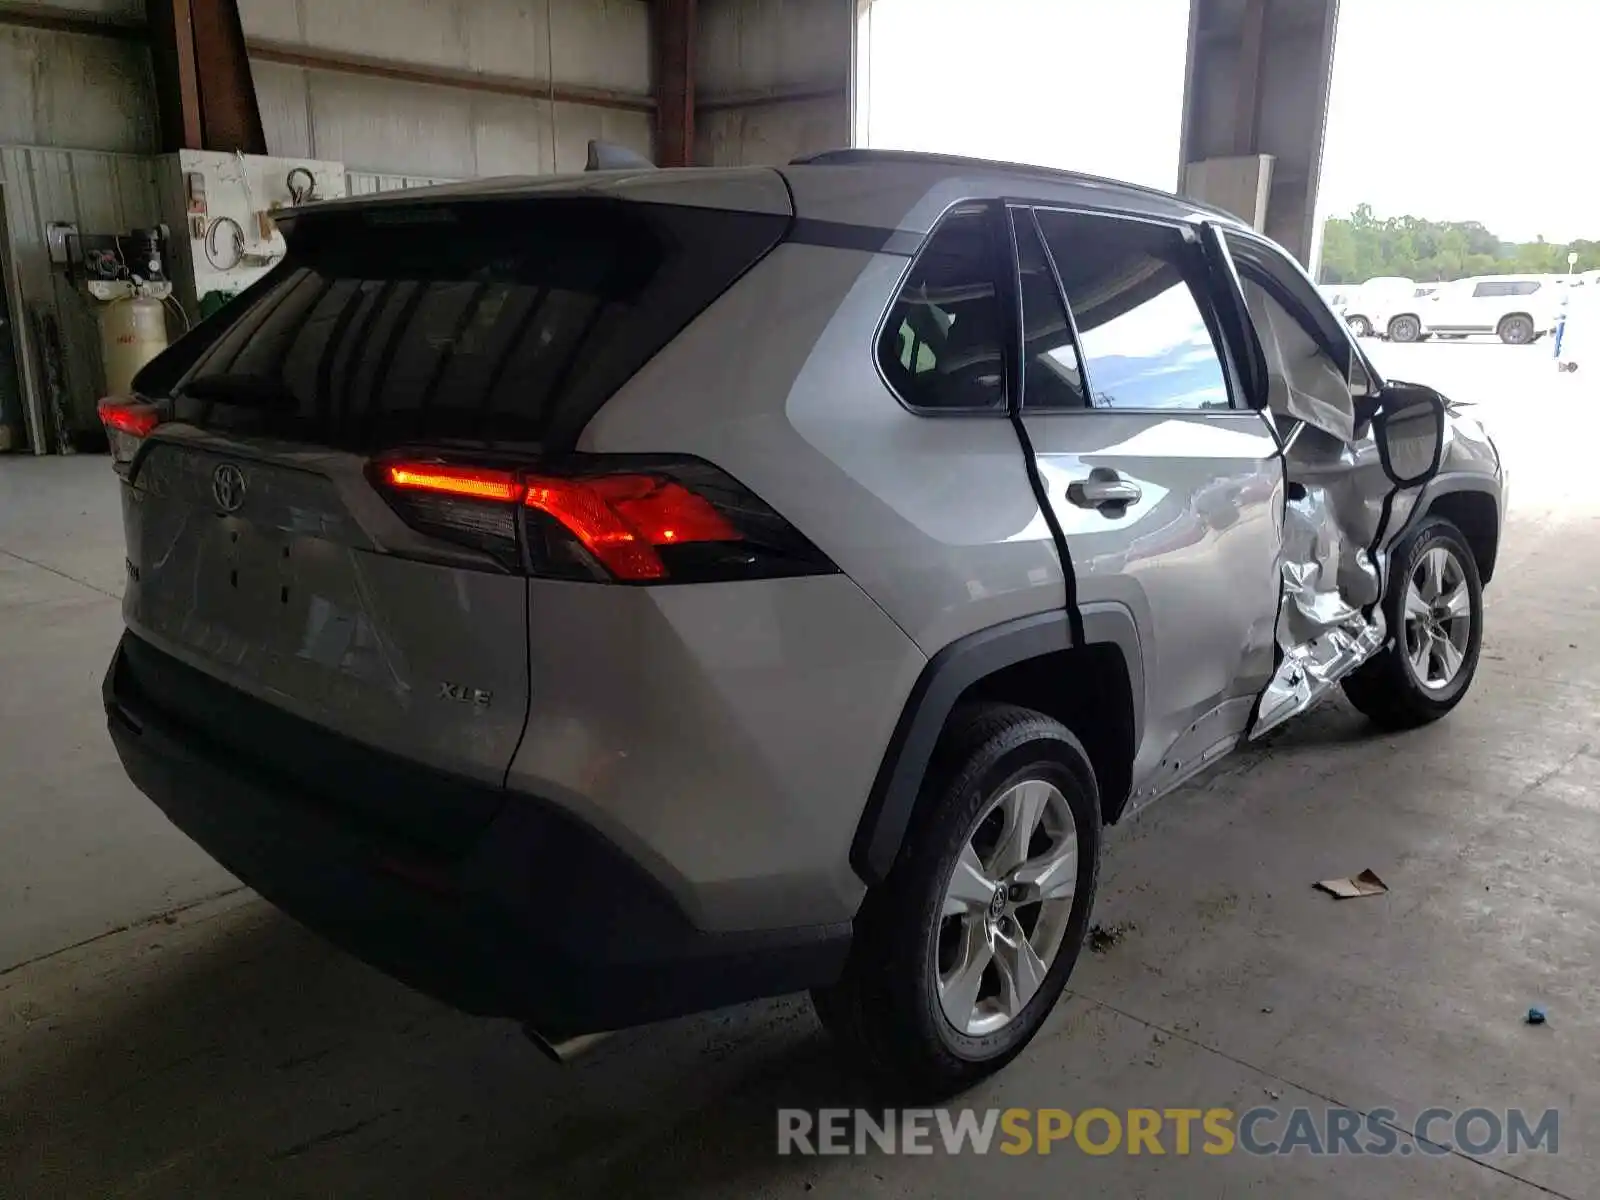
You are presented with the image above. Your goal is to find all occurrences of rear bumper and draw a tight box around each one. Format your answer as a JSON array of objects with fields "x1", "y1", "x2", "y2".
[{"x1": 104, "y1": 634, "x2": 849, "y2": 1036}]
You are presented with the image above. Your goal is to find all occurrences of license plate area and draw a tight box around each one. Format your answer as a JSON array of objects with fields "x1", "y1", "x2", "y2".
[
  {"x1": 204, "y1": 515, "x2": 296, "y2": 629},
  {"x1": 197, "y1": 514, "x2": 375, "y2": 670}
]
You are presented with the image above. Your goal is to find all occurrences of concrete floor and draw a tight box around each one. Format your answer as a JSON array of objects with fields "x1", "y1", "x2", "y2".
[{"x1": 2, "y1": 342, "x2": 1596, "y2": 1198}]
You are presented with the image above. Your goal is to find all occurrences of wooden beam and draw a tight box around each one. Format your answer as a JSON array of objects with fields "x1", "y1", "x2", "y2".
[
  {"x1": 0, "y1": 1, "x2": 143, "y2": 40},
  {"x1": 652, "y1": 0, "x2": 695, "y2": 166},
  {"x1": 245, "y1": 39, "x2": 657, "y2": 114},
  {"x1": 146, "y1": 0, "x2": 203, "y2": 152},
  {"x1": 191, "y1": 0, "x2": 266, "y2": 153}
]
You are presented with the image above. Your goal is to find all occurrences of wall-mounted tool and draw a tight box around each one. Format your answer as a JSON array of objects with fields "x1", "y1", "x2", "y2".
[{"x1": 286, "y1": 166, "x2": 318, "y2": 204}]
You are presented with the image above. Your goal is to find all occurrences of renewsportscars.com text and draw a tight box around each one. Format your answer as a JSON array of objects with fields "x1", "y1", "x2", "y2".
[{"x1": 777, "y1": 1106, "x2": 1559, "y2": 1157}]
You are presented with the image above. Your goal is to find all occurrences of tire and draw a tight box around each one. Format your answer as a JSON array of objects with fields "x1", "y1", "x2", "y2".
[
  {"x1": 1346, "y1": 315, "x2": 1373, "y2": 338},
  {"x1": 1342, "y1": 516, "x2": 1484, "y2": 730},
  {"x1": 813, "y1": 703, "x2": 1101, "y2": 1097},
  {"x1": 1498, "y1": 314, "x2": 1535, "y2": 344},
  {"x1": 1388, "y1": 314, "x2": 1422, "y2": 343}
]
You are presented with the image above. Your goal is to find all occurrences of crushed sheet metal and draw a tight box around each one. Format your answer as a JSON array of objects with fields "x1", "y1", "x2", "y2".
[
  {"x1": 1255, "y1": 619, "x2": 1383, "y2": 734},
  {"x1": 1253, "y1": 475, "x2": 1385, "y2": 736}
]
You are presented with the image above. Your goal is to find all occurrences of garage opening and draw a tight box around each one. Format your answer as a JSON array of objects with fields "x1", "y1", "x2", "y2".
[{"x1": 855, "y1": 0, "x2": 1191, "y2": 189}]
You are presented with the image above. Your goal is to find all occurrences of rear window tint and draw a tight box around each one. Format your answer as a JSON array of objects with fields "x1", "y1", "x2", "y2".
[
  {"x1": 1472, "y1": 280, "x2": 1539, "y2": 298},
  {"x1": 143, "y1": 198, "x2": 785, "y2": 450},
  {"x1": 878, "y1": 204, "x2": 1007, "y2": 413}
]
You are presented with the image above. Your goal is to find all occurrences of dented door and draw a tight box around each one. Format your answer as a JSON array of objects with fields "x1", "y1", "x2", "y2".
[
  {"x1": 1014, "y1": 207, "x2": 1286, "y2": 810},
  {"x1": 1219, "y1": 229, "x2": 1431, "y2": 736}
]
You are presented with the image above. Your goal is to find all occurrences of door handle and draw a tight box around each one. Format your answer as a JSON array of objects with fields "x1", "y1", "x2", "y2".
[{"x1": 1067, "y1": 470, "x2": 1142, "y2": 511}]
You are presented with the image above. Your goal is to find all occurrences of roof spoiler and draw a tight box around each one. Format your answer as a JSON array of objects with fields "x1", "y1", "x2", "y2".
[{"x1": 586, "y1": 140, "x2": 656, "y2": 171}]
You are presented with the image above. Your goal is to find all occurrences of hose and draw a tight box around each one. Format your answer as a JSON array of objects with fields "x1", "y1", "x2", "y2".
[{"x1": 203, "y1": 216, "x2": 245, "y2": 272}]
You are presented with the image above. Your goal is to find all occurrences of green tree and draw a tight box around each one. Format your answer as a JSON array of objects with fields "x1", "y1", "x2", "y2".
[{"x1": 1317, "y1": 206, "x2": 1596, "y2": 284}]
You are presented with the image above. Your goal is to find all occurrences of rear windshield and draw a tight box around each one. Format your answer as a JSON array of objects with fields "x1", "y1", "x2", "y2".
[{"x1": 138, "y1": 197, "x2": 786, "y2": 451}]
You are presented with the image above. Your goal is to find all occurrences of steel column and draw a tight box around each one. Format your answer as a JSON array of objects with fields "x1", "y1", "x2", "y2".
[{"x1": 1180, "y1": 0, "x2": 1341, "y2": 266}]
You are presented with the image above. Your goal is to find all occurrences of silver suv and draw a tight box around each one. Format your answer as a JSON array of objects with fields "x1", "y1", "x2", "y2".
[{"x1": 101, "y1": 149, "x2": 1504, "y2": 1094}]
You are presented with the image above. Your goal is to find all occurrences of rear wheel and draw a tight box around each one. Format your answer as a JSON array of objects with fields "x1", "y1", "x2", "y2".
[
  {"x1": 1498, "y1": 314, "x2": 1535, "y2": 344},
  {"x1": 1342, "y1": 517, "x2": 1483, "y2": 729},
  {"x1": 1388, "y1": 314, "x2": 1422, "y2": 343},
  {"x1": 1347, "y1": 315, "x2": 1373, "y2": 338},
  {"x1": 813, "y1": 704, "x2": 1100, "y2": 1096}
]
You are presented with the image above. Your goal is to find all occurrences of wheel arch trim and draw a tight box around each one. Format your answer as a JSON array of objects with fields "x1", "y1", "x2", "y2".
[
  {"x1": 850, "y1": 602, "x2": 1142, "y2": 885},
  {"x1": 1414, "y1": 475, "x2": 1503, "y2": 583}
]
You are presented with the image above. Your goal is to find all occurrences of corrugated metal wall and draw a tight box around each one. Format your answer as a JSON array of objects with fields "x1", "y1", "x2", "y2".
[
  {"x1": 0, "y1": 24, "x2": 158, "y2": 155},
  {"x1": 0, "y1": 0, "x2": 653, "y2": 178},
  {"x1": 696, "y1": 0, "x2": 853, "y2": 166},
  {"x1": 242, "y1": 0, "x2": 653, "y2": 176},
  {"x1": 345, "y1": 170, "x2": 458, "y2": 196},
  {"x1": 0, "y1": 146, "x2": 163, "y2": 448}
]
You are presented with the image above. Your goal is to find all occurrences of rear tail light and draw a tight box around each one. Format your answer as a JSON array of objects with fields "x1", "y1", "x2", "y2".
[
  {"x1": 98, "y1": 396, "x2": 162, "y2": 466},
  {"x1": 383, "y1": 463, "x2": 522, "y2": 503},
  {"x1": 523, "y1": 474, "x2": 739, "y2": 581},
  {"x1": 374, "y1": 455, "x2": 835, "y2": 583}
]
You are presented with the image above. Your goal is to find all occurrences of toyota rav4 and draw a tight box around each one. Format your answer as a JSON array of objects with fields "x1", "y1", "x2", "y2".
[{"x1": 100, "y1": 149, "x2": 1504, "y2": 1095}]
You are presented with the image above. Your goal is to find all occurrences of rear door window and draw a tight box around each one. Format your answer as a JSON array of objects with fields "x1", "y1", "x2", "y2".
[
  {"x1": 142, "y1": 199, "x2": 787, "y2": 451},
  {"x1": 1033, "y1": 210, "x2": 1231, "y2": 411}
]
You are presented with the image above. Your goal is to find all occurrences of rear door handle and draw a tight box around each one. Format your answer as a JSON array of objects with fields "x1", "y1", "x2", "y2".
[{"x1": 1067, "y1": 470, "x2": 1142, "y2": 510}]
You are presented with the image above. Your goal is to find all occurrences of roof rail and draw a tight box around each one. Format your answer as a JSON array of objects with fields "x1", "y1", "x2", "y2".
[{"x1": 789, "y1": 147, "x2": 1236, "y2": 222}]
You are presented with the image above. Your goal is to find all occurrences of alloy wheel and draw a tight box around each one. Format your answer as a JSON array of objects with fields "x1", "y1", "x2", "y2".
[
  {"x1": 1403, "y1": 545, "x2": 1472, "y2": 690},
  {"x1": 1502, "y1": 318, "x2": 1533, "y2": 345},
  {"x1": 935, "y1": 778, "x2": 1078, "y2": 1037}
]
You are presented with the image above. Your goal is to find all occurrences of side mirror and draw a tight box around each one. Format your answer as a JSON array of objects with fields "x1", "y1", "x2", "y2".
[{"x1": 1374, "y1": 381, "x2": 1446, "y2": 487}]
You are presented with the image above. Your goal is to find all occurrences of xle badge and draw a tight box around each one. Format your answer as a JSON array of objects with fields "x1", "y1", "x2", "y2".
[{"x1": 439, "y1": 682, "x2": 493, "y2": 708}]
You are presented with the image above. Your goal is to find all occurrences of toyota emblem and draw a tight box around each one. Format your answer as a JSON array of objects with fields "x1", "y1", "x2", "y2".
[{"x1": 212, "y1": 463, "x2": 247, "y2": 512}]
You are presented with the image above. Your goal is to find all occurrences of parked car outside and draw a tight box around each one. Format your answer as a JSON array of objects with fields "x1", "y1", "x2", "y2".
[
  {"x1": 1406, "y1": 274, "x2": 1563, "y2": 344},
  {"x1": 1368, "y1": 282, "x2": 1454, "y2": 343},
  {"x1": 1341, "y1": 276, "x2": 1416, "y2": 337},
  {"x1": 98, "y1": 149, "x2": 1506, "y2": 1095}
]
